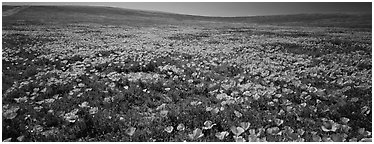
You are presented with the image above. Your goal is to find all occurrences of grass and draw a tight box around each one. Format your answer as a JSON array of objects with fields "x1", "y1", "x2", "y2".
[{"x1": 2, "y1": 5, "x2": 372, "y2": 142}]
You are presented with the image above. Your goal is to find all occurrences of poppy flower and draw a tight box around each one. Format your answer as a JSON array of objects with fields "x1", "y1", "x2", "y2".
[
  {"x1": 283, "y1": 126, "x2": 294, "y2": 135},
  {"x1": 3, "y1": 138, "x2": 12, "y2": 142},
  {"x1": 188, "y1": 128, "x2": 204, "y2": 140},
  {"x1": 312, "y1": 134, "x2": 322, "y2": 142},
  {"x1": 89, "y1": 107, "x2": 98, "y2": 115},
  {"x1": 216, "y1": 93, "x2": 228, "y2": 100},
  {"x1": 322, "y1": 136, "x2": 333, "y2": 142},
  {"x1": 341, "y1": 117, "x2": 350, "y2": 124},
  {"x1": 248, "y1": 130, "x2": 260, "y2": 142},
  {"x1": 125, "y1": 127, "x2": 136, "y2": 136},
  {"x1": 156, "y1": 103, "x2": 166, "y2": 111},
  {"x1": 3, "y1": 105, "x2": 20, "y2": 120},
  {"x1": 13, "y1": 96, "x2": 28, "y2": 103},
  {"x1": 287, "y1": 132, "x2": 299, "y2": 140},
  {"x1": 17, "y1": 135, "x2": 25, "y2": 142},
  {"x1": 230, "y1": 126, "x2": 245, "y2": 136},
  {"x1": 206, "y1": 107, "x2": 213, "y2": 111},
  {"x1": 233, "y1": 136, "x2": 246, "y2": 142},
  {"x1": 359, "y1": 138, "x2": 372, "y2": 142},
  {"x1": 64, "y1": 109, "x2": 79, "y2": 123},
  {"x1": 297, "y1": 128, "x2": 305, "y2": 136},
  {"x1": 215, "y1": 131, "x2": 229, "y2": 140},
  {"x1": 239, "y1": 122, "x2": 250, "y2": 130},
  {"x1": 202, "y1": 120, "x2": 216, "y2": 130},
  {"x1": 164, "y1": 126, "x2": 173, "y2": 133},
  {"x1": 321, "y1": 120, "x2": 338, "y2": 132},
  {"x1": 331, "y1": 133, "x2": 346, "y2": 142},
  {"x1": 177, "y1": 123, "x2": 185, "y2": 131},
  {"x1": 266, "y1": 127, "x2": 280, "y2": 135},
  {"x1": 234, "y1": 110, "x2": 242, "y2": 118},
  {"x1": 358, "y1": 128, "x2": 371, "y2": 136},
  {"x1": 210, "y1": 107, "x2": 220, "y2": 114},
  {"x1": 160, "y1": 110, "x2": 168, "y2": 117},
  {"x1": 190, "y1": 101, "x2": 202, "y2": 106},
  {"x1": 274, "y1": 118, "x2": 284, "y2": 126},
  {"x1": 79, "y1": 101, "x2": 89, "y2": 108}
]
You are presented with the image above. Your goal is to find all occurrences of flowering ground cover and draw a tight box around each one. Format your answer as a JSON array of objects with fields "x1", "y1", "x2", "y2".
[{"x1": 2, "y1": 6, "x2": 372, "y2": 142}]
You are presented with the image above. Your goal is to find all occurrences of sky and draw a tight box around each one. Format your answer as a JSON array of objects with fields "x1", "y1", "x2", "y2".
[{"x1": 3, "y1": 2, "x2": 372, "y2": 17}]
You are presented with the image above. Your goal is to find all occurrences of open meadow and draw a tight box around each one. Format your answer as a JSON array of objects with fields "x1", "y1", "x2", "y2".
[{"x1": 2, "y1": 5, "x2": 372, "y2": 142}]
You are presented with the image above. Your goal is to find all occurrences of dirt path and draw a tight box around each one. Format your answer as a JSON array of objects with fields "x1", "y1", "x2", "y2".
[{"x1": 2, "y1": 6, "x2": 29, "y2": 17}]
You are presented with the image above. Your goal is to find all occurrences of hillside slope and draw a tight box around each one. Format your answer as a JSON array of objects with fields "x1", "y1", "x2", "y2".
[{"x1": 2, "y1": 5, "x2": 372, "y2": 28}]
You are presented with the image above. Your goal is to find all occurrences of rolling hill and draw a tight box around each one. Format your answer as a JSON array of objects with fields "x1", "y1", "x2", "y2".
[{"x1": 2, "y1": 5, "x2": 372, "y2": 28}]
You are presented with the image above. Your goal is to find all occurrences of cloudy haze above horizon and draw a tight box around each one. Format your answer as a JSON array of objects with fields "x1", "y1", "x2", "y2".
[{"x1": 3, "y1": 2, "x2": 372, "y2": 17}]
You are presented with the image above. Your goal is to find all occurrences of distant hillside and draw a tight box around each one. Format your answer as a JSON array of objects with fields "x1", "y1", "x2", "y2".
[
  {"x1": 2, "y1": 5, "x2": 372, "y2": 28},
  {"x1": 222, "y1": 14, "x2": 372, "y2": 28}
]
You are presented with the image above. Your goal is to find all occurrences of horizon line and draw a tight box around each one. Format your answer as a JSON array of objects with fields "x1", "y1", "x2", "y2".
[{"x1": 3, "y1": 4, "x2": 372, "y2": 17}]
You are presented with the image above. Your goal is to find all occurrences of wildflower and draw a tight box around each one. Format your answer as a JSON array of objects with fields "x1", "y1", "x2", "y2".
[
  {"x1": 202, "y1": 120, "x2": 216, "y2": 130},
  {"x1": 160, "y1": 110, "x2": 168, "y2": 117},
  {"x1": 321, "y1": 119, "x2": 338, "y2": 132},
  {"x1": 253, "y1": 93, "x2": 260, "y2": 100},
  {"x1": 297, "y1": 128, "x2": 305, "y2": 136},
  {"x1": 233, "y1": 136, "x2": 246, "y2": 142},
  {"x1": 44, "y1": 98, "x2": 55, "y2": 103},
  {"x1": 234, "y1": 110, "x2": 242, "y2": 118},
  {"x1": 3, "y1": 138, "x2": 12, "y2": 142},
  {"x1": 77, "y1": 93, "x2": 83, "y2": 97},
  {"x1": 33, "y1": 88, "x2": 40, "y2": 92},
  {"x1": 14, "y1": 96, "x2": 28, "y2": 103},
  {"x1": 243, "y1": 91, "x2": 251, "y2": 97},
  {"x1": 359, "y1": 138, "x2": 372, "y2": 142},
  {"x1": 104, "y1": 97, "x2": 112, "y2": 103},
  {"x1": 206, "y1": 107, "x2": 213, "y2": 111},
  {"x1": 358, "y1": 128, "x2": 371, "y2": 136},
  {"x1": 164, "y1": 126, "x2": 174, "y2": 133},
  {"x1": 266, "y1": 127, "x2": 280, "y2": 135},
  {"x1": 36, "y1": 100, "x2": 44, "y2": 105},
  {"x1": 156, "y1": 103, "x2": 166, "y2": 110},
  {"x1": 230, "y1": 126, "x2": 245, "y2": 136},
  {"x1": 108, "y1": 82, "x2": 116, "y2": 88},
  {"x1": 31, "y1": 125, "x2": 44, "y2": 133},
  {"x1": 209, "y1": 107, "x2": 220, "y2": 114},
  {"x1": 248, "y1": 130, "x2": 261, "y2": 142},
  {"x1": 3, "y1": 105, "x2": 20, "y2": 119},
  {"x1": 239, "y1": 122, "x2": 251, "y2": 130},
  {"x1": 311, "y1": 133, "x2": 322, "y2": 142},
  {"x1": 188, "y1": 128, "x2": 204, "y2": 140},
  {"x1": 216, "y1": 93, "x2": 228, "y2": 100},
  {"x1": 79, "y1": 101, "x2": 89, "y2": 108},
  {"x1": 177, "y1": 123, "x2": 185, "y2": 131},
  {"x1": 17, "y1": 135, "x2": 25, "y2": 141},
  {"x1": 190, "y1": 101, "x2": 202, "y2": 106},
  {"x1": 215, "y1": 131, "x2": 229, "y2": 140},
  {"x1": 34, "y1": 106, "x2": 43, "y2": 112},
  {"x1": 331, "y1": 133, "x2": 346, "y2": 142},
  {"x1": 125, "y1": 127, "x2": 136, "y2": 136},
  {"x1": 322, "y1": 136, "x2": 333, "y2": 142},
  {"x1": 78, "y1": 83, "x2": 85, "y2": 87},
  {"x1": 274, "y1": 118, "x2": 284, "y2": 126},
  {"x1": 40, "y1": 87, "x2": 47, "y2": 93},
  {"x1": 64, "y1": 109, "x2": 79, "y2": 123}
]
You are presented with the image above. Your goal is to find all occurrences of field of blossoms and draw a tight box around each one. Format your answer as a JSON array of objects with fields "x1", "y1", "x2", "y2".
[{"x1": 2, "y1": 6, "x2": 372, "y2": 142}]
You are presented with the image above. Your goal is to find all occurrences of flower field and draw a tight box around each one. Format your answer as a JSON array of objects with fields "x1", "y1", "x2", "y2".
[{"x1": 2, "y1": 6, "x2": 372, "y2": 142}]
